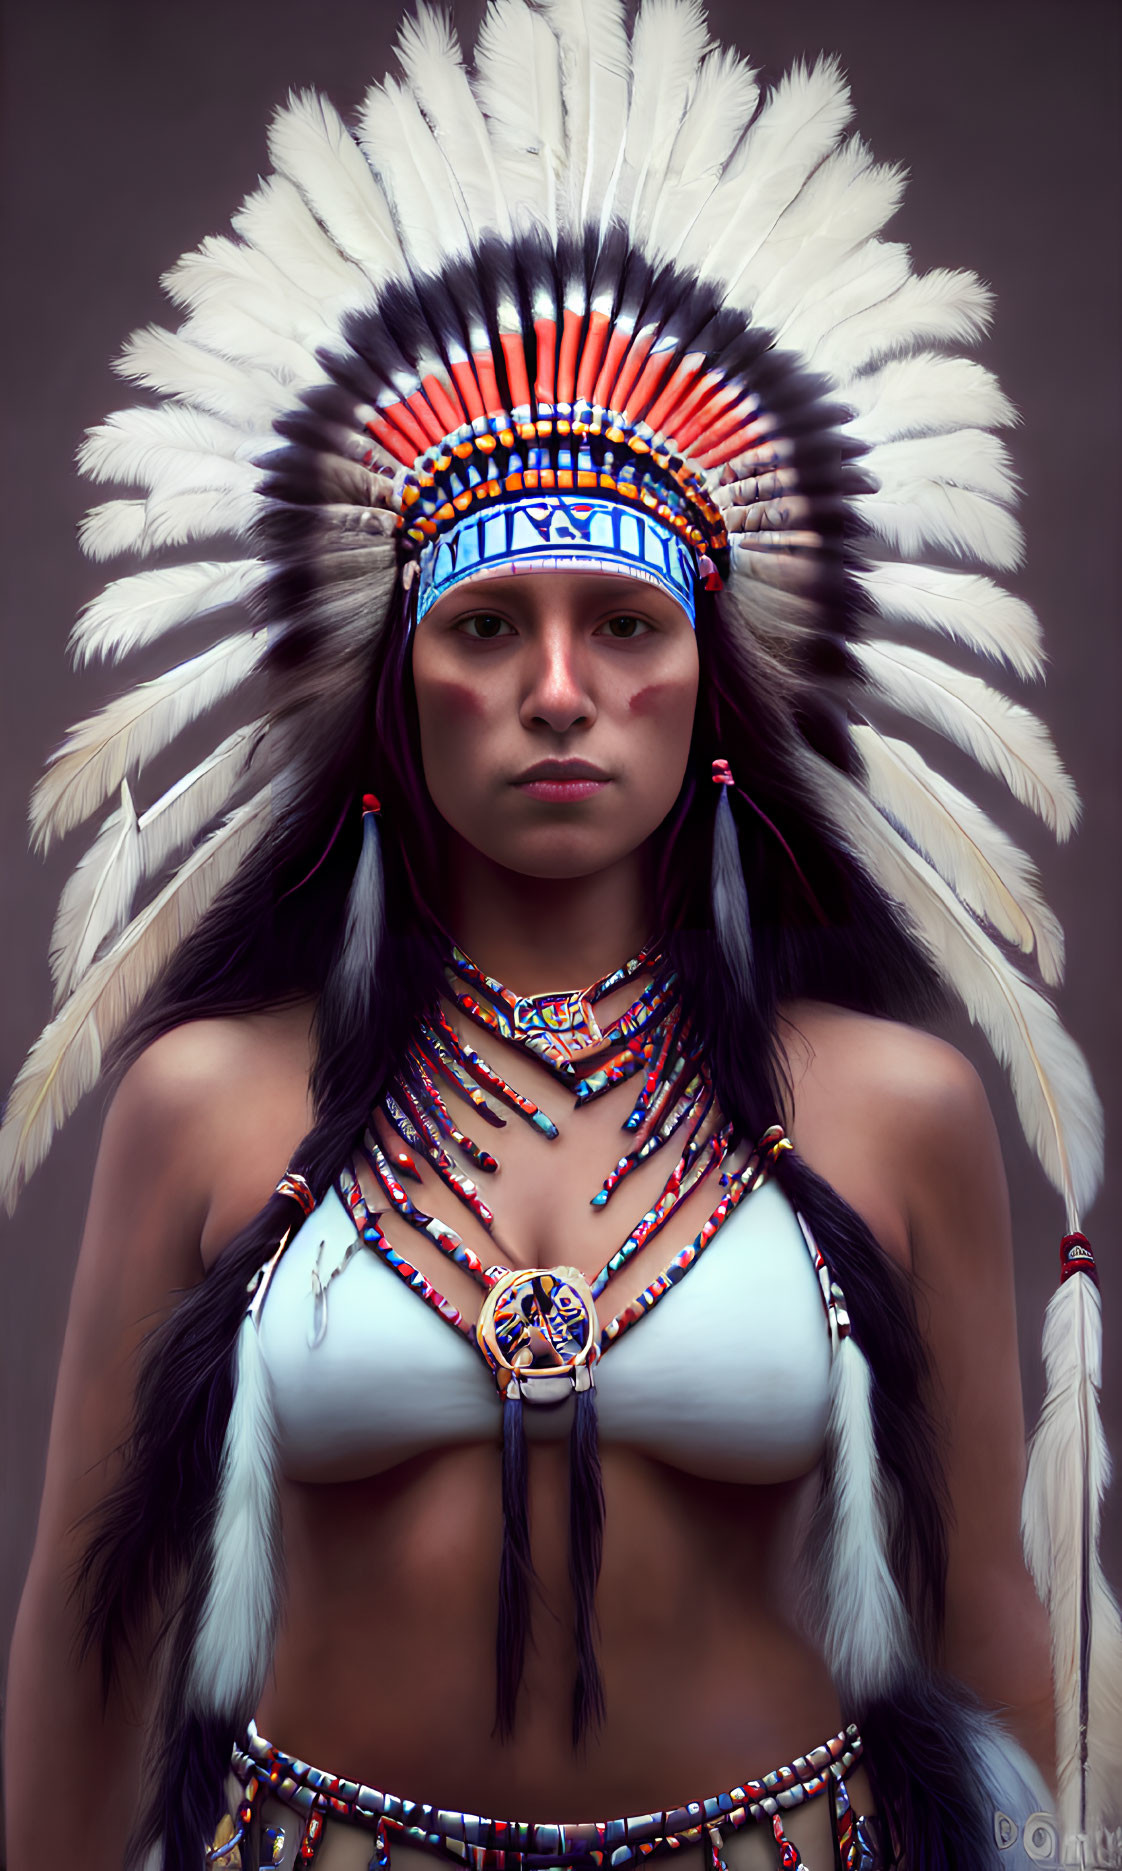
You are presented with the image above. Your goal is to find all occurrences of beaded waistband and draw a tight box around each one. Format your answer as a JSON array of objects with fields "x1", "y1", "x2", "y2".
[{"x1": 223, "y1": 1722, "x2": 866, "y2": 1870}]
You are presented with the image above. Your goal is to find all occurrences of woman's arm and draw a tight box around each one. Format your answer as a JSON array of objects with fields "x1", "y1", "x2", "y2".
[
  {"x1": 904, "y1": 1042, "x2": 1056, "y2": 1781},
  {"x1": 4, "y1": 1011, "x2": 314, "y2": 1871},
  {"x1": 4, "y1": 1041, "x2": 211, "y2": 1871},
  {"x1": 783, "y1": 1006, "x2": 1055, "y2": 1785}
]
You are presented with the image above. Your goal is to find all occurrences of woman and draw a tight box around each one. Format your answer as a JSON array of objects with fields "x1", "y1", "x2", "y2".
[{"x1": 3, "y1": 4, "x2": 1119, "y2": 1867}]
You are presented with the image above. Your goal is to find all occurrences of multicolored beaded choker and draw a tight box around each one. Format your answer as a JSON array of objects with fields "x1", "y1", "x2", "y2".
[{"x1": 333, "y1": 946, "x2": 804, "y2": 1740}]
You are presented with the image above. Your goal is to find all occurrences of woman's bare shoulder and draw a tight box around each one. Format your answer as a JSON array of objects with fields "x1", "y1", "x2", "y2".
[
  {"x1": 776, "y1": 1000, "x2": 1002, "y2": 1270},
  {"x1": 106, "y1": 1002, "x2": 316, "y2": 1267}
]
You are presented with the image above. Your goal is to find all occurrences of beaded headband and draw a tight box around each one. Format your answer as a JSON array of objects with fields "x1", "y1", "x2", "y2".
[{"x1": 416, "y1": 495, "x2": 701, "y2": 622}]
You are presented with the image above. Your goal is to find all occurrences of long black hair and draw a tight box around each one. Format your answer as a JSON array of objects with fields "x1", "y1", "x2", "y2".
[{"x1": 79, "y1": 575, "x2": 999, "y2": 1869}]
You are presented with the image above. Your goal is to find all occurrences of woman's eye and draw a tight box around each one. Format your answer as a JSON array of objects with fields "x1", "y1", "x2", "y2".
[
  {"x1": 598, "y1": 614, "x2": 651, "y2": 639},
  {"x1": 456, "y1": 613, "x2": 514, "y2": 640}
]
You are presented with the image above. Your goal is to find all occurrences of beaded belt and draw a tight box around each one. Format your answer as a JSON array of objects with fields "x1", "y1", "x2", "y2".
[{"x1": 215, "y1": 1722, "x2": 877, "y2": 1870}]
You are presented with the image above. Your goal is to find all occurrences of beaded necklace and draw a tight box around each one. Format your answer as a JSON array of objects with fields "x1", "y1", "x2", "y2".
[{"x1": 333, "y1": 946, "x2": 792, "y2": 1741}]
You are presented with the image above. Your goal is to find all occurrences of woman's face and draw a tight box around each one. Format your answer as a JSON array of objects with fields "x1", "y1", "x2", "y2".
[{"x1": 412, "y1": 570, "x2": 699, "y2": 880}]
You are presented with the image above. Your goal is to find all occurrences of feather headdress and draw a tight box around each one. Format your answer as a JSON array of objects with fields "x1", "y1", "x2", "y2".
[{"x1": 4, "y1": 0, "x2": 1117, "y2": 1844}]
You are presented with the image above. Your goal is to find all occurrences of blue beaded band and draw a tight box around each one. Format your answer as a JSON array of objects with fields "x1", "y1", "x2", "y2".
[{"x1": 416, "y1": 496, "x2": 699, "y2": 625}]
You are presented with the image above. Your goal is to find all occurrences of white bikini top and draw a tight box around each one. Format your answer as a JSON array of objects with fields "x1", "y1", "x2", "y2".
[{"x1": 258, "y1": 1175, "x2": 833, "y2": 1487}]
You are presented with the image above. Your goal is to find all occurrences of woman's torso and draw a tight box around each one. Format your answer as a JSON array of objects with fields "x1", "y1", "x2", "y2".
[{"x1": 200, "y1": 995, "x2": 906, "y2": 1821}]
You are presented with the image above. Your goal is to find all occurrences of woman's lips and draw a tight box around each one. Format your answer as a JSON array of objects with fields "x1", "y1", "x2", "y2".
[
  {"x1": 517, "y1": 777, "x2": 608, "y2": 801},
  {"x1": 513, "y1": 761, "x2": 612, "y2": 803}
]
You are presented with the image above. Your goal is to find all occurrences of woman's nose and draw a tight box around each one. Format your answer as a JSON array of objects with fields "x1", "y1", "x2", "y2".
[{"x1": 520, "y1": 621, "x2": 596, "y2": 733}]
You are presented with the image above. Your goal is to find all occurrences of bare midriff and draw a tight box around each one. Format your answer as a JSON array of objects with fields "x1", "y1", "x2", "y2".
[{"x1": 257, "y1": 1449, "x2": 864, "y2": 1820}]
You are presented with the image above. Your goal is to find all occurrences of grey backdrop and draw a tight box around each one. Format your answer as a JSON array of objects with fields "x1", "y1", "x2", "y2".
[{"x1": 2, "y1": 0, "x2": 1119, "y2": 1747}]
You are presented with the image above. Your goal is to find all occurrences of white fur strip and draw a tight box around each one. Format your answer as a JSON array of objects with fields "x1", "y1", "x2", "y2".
[
  {"x1": 820, "y1": 1333, "x2": 912, "y2": 1701},
  {"x1": 190, "y1": 1312, "x2": 280, "y2": 1719},
  {"x1": 1023, "y1": 1274, "x2": 1122, "y2": 1840}
]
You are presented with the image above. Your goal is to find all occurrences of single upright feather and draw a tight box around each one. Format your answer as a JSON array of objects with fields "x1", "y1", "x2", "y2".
[
  {"x1": 266, "y1": 90, "x2": 405, "y2": 285},
  {"x1": 474, "y1": 0, "x2": 567, "y2": 238},
  {"x1": 687, "y1": 58, "x2": 853, "y2": 297},
  {"x1": 540, "y1": 0, "x2": 631, "y2": 231},
  {"x1": 740, "y1": 138, "x2": 905, "y2": 334},
  {"x1": 30, "y1": 635, "x2": 262, "y2": 850},
  {"x1": 397, "y1": 5, "x2": 510, "y2": 238},
  {"x1": 645, "y1": 45, "x2": 759, "y2": 260},
  {"x1": 359, "y1": 77, "x2": 473, "y2": 274},
  {"x1": 621, "y1": 0, "x2": 711, "y2": 243}
]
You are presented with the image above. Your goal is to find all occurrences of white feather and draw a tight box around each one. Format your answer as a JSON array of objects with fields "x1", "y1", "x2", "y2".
[
  {"x1": 160, "y1": 235, "x2": 337, "y2": 395},
  {"x1": 79, "y1": 500, "x2": 150, "y2": 562},
  {"x1": 645, "y1": 45, "x2": 759, "y2": 261},
  {"x1": 266, "y1": 89, "x2": 405, "y2": 284},
  {"x1": 0, "y1": 793, "x2": 270, "y2": 1210},
  {"x1": 359, "y1": 77, "x2": 472, "y2": 274},
  {"x1": 820, "y1": 769, "x2": 1102, "y2": 1214},
  {"x1": 621, "y1": 0, "x2": 711, "y2": 242},
  {"x1": 71, "y1": 559, "x2": 264, "y2": 665},
  {"x1": 744, "y1": 140, "x2": 907, "y2": 331},
  {"x1": 540, "y1": 0, "x2": 631, "y2": 231},
  {"x1": 397, "y1": 6, "x2": 510, "y2": 238},
  {"x1": 688, "y1": 58, "x2": 853, "y2": 296},
  {"x1": 843, "y1": 350, "x2": 1017, "y2": 442},
  {"x1": 858, "y1": 479, "x2": 1023, "y2": 571},
  {"x1": 49, "y1": 783, "x2": 141, "y2": 1004},
  {"x1": 812, "y1": 265, "x2": 993, "y2": 379},
  {"x1": 474, "y1": 0, "x2": 566, "y2": 238},
  {"x1": 773, "y1": 240, "x2": 912, "y2": 373},
  {"x1": 132, "y1": 722, "x2": 264, "y2": 879},
  {"x1": 857, "y1": 562, "x2": 1044, "y2": 680},
  {"x1": 865, "y1": 429, "x2": 1019, "y2": 507},
  {"x1": 48, "y1": 724, "x2": 265, "y2": 1005},
  {"x1": 175, "y1": 302, "x2": 324, "y2": 389},
  {"x1": 78, "y1": 405, "x2": 262, "y2": 499},
  {"x1": 30, "y1": 634, "x2": 263, "y2": 849},
  {"x1": 232, "y1": 173, "x2": 376, "y2": 312},
  {"x1": 818, "y1": 1330, "x2": 912, "y2": 1701},
  {"x1": 854, "y1": 726, "x2": 1064, "y2": 982},
  {"x1": 79, "y1": 486, "x2": 262, "y2": 562},
  {"x1": 163, "y1": 233, "x2": 331, "y2": 354},
  {"x1": 190, "y1": 1311, "x2": 280, "y2": 1718},
  {"x1": 857, "y1": 639, "x2": 1078, "y2": 836},
  {"x1": 115, "y1": 324, "x2": 291, "y2": 429},
  {"x1": 1023, "y1": 1274, "x2": 1122, "y2": 1837}
]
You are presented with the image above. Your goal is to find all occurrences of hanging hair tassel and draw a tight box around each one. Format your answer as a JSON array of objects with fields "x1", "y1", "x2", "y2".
[
  {"x1": 1022, "y1": 1234, "x2": 1122, "y2": 1849},
  {"x1": 568, "y1": 1380, "x2": 606, "y2": 1743},
  {"x1": 189, "y1": 1301, "x2": 280, "y2": 1720},
  {"x1": 187, "y1": 1191, "x2": 308, "y2": 1724},
  {"x1": 495, "y1": 1390, "x2": 533, "y2": 1738},
  {"x1": 710, "y1": 759, "x2": 755, "y2": 1002},
  {"x1": 328, "y1": 793, "x2": 385, "y2": 1024},
  {"x1": 799, "y1": 1216, "x2": 913, "y2": 1705}
]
